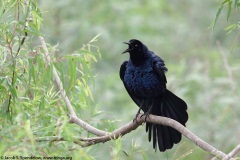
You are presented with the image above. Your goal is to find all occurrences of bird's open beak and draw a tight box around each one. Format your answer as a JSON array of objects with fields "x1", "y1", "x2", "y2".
[{"x1": 122, "y1": 42, "x2": 131, "y2": 54}]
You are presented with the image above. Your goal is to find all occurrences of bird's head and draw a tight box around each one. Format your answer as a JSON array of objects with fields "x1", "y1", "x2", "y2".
[
  {"x1": 122, "y1": 39, "x2": 147, "y2": 55},
  {"x1": 122, "y1": 39, "x2": 150, "y2": 66}
]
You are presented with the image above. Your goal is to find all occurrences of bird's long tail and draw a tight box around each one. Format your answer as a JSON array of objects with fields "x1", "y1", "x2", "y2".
[{"x1": 146, "y1": 89, "x2": 188, "y2": 152}]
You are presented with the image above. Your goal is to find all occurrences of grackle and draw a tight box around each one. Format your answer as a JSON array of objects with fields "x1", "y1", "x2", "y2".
[{"x1": 120, "y1": 39, "x2": 188, "y2": 152}]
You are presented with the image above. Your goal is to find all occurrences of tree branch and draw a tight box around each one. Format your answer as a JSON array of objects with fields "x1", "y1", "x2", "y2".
[
  {"x1": 80, "y1": 114, "x2": 234, "y2": 160},
  {"x1": 37, "y1": 113, "x2": 235, "y2": 160},
  {"x1": 225, "y1": 144, "x2": 240, "y2": 160},
  {"x1": 69, "y1": 115, "x2": 109, "y2": 136},
  {"x1": 35, "y1": 136, "x2": 88, "y2": 147}
]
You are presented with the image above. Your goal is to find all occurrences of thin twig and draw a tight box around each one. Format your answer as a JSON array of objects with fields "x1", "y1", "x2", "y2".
[
  {"x1": 6, "y1": 12, "x2": 28, "y2": 113},
  {"x1": 16, "y1": 30, "x2": 28, "y2": 57},
  {"x1": 35, "y1": 136, "x2": 91, "y2": 147},
  {"x1": 225, "y1": 144, "x2": 240, "y2": 160},
  {"x1": 69, "y1": 116, "x2": 109, "y2": 136},
  {"x1": 215, "y1": 144, "x2": 240, "y2": 160}
]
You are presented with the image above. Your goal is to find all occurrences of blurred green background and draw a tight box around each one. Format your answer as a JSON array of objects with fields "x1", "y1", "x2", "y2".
[{"x1": 1, "y1": 0, "x2": 240, "y2": 159}]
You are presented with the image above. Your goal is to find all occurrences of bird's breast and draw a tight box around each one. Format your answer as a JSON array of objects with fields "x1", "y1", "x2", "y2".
[{"x1": 124, "y1": 66, "x2": 165, "y2": 97}]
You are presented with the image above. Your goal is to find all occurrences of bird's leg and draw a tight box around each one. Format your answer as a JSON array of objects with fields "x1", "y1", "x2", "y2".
[
  {"x1": 140, "y1": 99, "x2": 154, "y2": 122},
  {"x1": 133, "y1": 101, "x2": 144, "y2": 124},
  {"x1": 134, "y1": 108, "x2": 142, "y2": 122}
]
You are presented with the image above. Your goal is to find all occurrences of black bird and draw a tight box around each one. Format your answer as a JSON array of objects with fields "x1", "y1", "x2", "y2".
[{"x1": 120, "y1": 39, "x2": 188, "y2": 152}]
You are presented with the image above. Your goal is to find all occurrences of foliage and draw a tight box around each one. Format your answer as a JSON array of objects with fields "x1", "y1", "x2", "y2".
[
  {"x1": 0, "y1": 1, "x2": 100, "y2": 159},
  {"x1": 212, "y1": 0, "x2": 240, "y2": 53}
]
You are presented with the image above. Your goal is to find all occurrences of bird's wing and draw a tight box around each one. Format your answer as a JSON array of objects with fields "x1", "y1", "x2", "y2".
[
  {"x1": 120, "y1": 61, "x2": 128, "y2": 81},
  {"x1": 151, "y1": 56, "x2": 168, "y2": 87},
  {"x1": 120, "y1": 61, "x2": 143, "y2": 106},
  {"x1": 149, "y1": 54, "x2": 188, "y2": 152}
]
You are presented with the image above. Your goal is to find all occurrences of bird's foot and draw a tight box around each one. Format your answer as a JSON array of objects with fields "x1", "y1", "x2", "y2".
[
  {"x1": 140, "y1": 111, "x2": 150, "y2": 123},
  {"x1": 133, "y1": 109, "x2": 141, "y2": 124},
  {"x1": 140, "y1": 103, "x2": 153, "y2": 123}
]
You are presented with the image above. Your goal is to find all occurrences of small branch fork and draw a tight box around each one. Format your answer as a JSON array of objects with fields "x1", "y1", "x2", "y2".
[{"x1": 38, "y1": 36, "x2": 239, "y2": 160}]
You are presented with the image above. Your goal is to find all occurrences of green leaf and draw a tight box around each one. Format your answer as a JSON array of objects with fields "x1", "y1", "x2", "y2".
[
  {"x1": 222, "y1": 0, "x2": 230, "y2": 5},
  {"x1": 234, "y1": 0, "x2": 239, "y2": 7},
  {"x1": 142, "y1": 152, "x2": 147, "y2": 160},
  {"x1": 28, "y1": 58, "x2": 36, "y2": 85},
  {"x1": 39, "y1": 95, "x2": 45, "y2": 111},
  {"x1": 30, "y1": 10, "x2": 43, "y2": 31},
  {"x1": 67, "y1": 58, "x2": 77, "y2": 92},
  {"x1": 122, "y1": 150, "x2": 129, "y2": 157},
  {"x1": 227, "y1": 1, "x2": 232, "y2": 21},
  {"x1": 230, "y1": 31, "x2": 240, "y2": 54},
  {"x1": 224, "y1": 24, "x2": 237, "y2": 31},
  {"x1": 211, "y1": 4, "x2": 224, "y2": 32},
  {"x1": 0, "y1": 0, "x2": 6, "y2": 18},
  {"x1": 89, "y1": 33, "x2": 101, "y2": 43},
  {"x1": 54, "y1": 62, "x2": 65, "y2": 90},
  {"x1": 224, "y1": 24, "x2": 236, "y2": 34},
  {"x1": 79, "y1": 58, "x2": 94, "y2": 85},
  {"x1": 7, "y1": 80, "x2": 17, "y2": 102},
  {"x1": 63, "y1": 54, "x2": 81, "y2": 59}
]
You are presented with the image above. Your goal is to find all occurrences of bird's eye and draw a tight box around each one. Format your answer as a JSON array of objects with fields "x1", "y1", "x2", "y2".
[{"x1": 135, "y1": 44, "x2": 138, "y2": 47}]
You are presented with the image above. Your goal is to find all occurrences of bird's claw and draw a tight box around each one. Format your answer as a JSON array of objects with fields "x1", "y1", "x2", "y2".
[
  {"x1": 140, "y1": 112, "x2": 150, "y2": 123},
  {"x1": 133, "y1": 113, "x2": 140, "y2": 124}
]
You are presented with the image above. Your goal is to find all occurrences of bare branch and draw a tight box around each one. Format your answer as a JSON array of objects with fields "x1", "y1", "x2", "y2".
[
  {"x1": 225, "y1": 144, "x2": 240, "y2": 160},
  {"x1": 78, "y1": 114, "x2": 233, "y2": 159},
  {"x1": 35, "y1": 136, "x2": 88, "y2": 147},
  {"x1": 214, "y1": 144, "x2": 240, "y2": 160},
  {"x1": 39, "y1": 113, "x2": 234, "y2": 160},
  {"x1": 69, "y1": 116, "x2": 109, "y2": 136}
]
